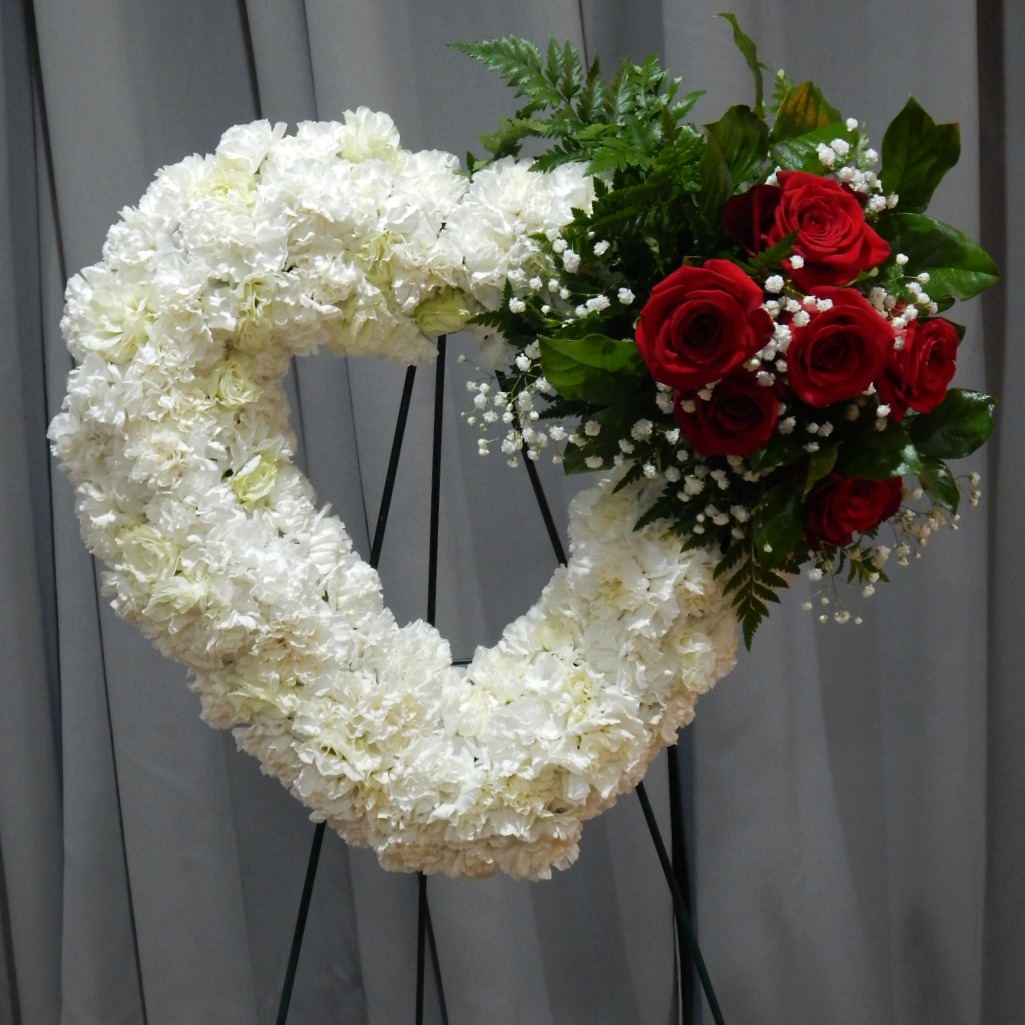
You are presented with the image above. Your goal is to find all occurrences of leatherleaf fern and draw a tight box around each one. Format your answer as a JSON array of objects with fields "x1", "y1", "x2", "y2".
[{"x1": 452, "y1": 37, "x2": 704, "y2": 175}]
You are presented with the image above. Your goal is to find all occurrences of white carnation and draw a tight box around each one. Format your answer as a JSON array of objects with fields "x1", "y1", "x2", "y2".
[{"x1": 49, "y1": 117, "x2": 736, "y2": 880}]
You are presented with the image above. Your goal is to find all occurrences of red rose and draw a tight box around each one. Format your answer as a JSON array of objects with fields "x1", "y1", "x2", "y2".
[
  {"x1": 674, "y1": 375, "x2": 780, "y2": 457},
  {"x1": 767, "y1": 171, "x2": 889, "y2": 291},
  {"x1": 635, "y1": 259, "x2": 772, "y2": 391},
  {"x1": 876, "y1": 316, "x2": 959, "y2": 420},
  {"x1": 786, "y1": 287, "x2": 895, "y2": 407},
  {"x1": 722, "y1": 183, "x2": 781, "y2": 255},
  {"x1": 805, "y1": 474, "x2": 904, "y2": 548}
]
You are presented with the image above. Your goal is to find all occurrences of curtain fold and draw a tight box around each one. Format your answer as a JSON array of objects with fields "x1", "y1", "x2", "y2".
[
  {"x1": 1, "y1": 0, "x2": 1021, "y2": 1022},
  {"x1": 982, "y1": 0, "x2": 1025, "y2": 1019},
  {"x1": 0, "y1": 2, "x2": 63, "y2": 1022}
]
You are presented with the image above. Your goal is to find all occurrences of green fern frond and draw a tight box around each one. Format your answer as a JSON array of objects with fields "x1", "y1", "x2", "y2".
[
  {"x1": 453, "y1": 38, "x2": 553, "y2": 107},
  {"x1": 545, "y1": 38, "x2": 584, "y2": 105},
  {"x1": 612, "y1": 462, "x2": 647, "y2": 493},
  {"x1": 577, "y1": 55, "x2": 606, "y2": 122}
]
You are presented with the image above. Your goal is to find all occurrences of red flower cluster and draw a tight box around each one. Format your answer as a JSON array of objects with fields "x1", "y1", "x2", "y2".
[
  {"x1": 634, "y1": 172, "x2": 962, "y2": 548},
  {"x1": 723, "y1": 170, "x2": 890, "y2": 290}
]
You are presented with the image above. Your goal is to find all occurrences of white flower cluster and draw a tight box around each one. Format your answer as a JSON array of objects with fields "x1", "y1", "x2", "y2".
[{"x1": 50, "y1": 114, "x2": 737, "y2": 879}]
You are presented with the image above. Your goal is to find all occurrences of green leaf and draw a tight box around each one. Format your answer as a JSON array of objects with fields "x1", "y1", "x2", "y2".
[
  {"x1": 752, "y1": 481, "x2": 803, "y2": 570},
  {"x1": 540, "y1": 335, "x2": 646, "y2": 403},
  {"x1": 739, "y1": 229, "x2": 799, "y2": 275},
  {"x1": 880, "y1": 97, "x2": 960, "y2": 212},
  {"x1": 771, "y1": 120, "x2": 858, "y2": 173},
  {"x1": 745, "y1": 430, "x2": 805, "y2": 472},
  {"x1": 717, "y1": 541, "x2": 796, "y2": 648},
  {"x1": 802, "y1": 444, "x2": 839, "y2": 498},
  {"x1": 836, "y1": 420, "x2": 922, "y2": 479},
  {"x1": 876, "y1": 212, "x2": 999, "y2": 302},
  {"x1": 917, "y1": 457, "x2": 961, "y2": 514},
  {"x1": 546, "y1": 38, "x2": 583, "y2": 103},
  {"x1": 770, "y1": 81, "x2": 841, "y2": 142},
  {"x1": 717, "y1": 13, "x2": 766, "y2": 115},
  {"x1": 559, "y1": 390, "x2": 654, "y2": 474},
  {"x1": 700, "y1": 105, "x2": 770, "y2": 220},
  {"x1": 576, "y1": 54, "x2": 605, "y2": 122},
  {"x1": 712, "y1": 538, "x2": 747, "y2": 581},
  {"x1": 560, "y1": 445, "x2": 594, "y2": 475},
  {"x1": 908, "y1": 388, "x2": 996, "y2": 459},
  {"x1": 453, "y1": 37, "x2": 549, "y2": 107},
  {"x1": 670, "y1": 89, "x2": 706, "y2": 121}
]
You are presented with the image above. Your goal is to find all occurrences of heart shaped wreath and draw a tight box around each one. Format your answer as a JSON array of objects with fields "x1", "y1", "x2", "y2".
[{"x1": 50, "y1": 22, "x2": 995, "y2": 879}]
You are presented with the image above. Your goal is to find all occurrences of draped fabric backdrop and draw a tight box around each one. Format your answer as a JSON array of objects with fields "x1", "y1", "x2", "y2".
[{"x1": 1, "y1": 0, "x2": 1021, "y2": 1022}]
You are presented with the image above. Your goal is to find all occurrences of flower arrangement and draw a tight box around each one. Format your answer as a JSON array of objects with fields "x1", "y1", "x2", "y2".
[
  {"x1": 48, "y1": 17, "x2": 995, "y2": 877},
  {"x1": 49, "y1": 110, "x2": 736, "y2": 879},
  {"x1": 457, "y1": 16, "x2": 996, "y2": 644}
]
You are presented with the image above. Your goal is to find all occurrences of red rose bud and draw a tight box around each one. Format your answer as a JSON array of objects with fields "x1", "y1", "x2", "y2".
[
  {"x1": 771, "y1": 171, "x2": 890, "y2": 290},
  {"x1": 876, "y1": 316, "x2": 960, "y2": 420},
  {"x1": 674, "y1": 375, "x2": 780, "y2": 457},
  {"x1": 805, "y1": 473, "x2": 904, "y2": 548},
  {"x1": 786, "y1": 287, "x2": 895, "y2": 407},
  {"x1": 635, "y1": 259, "x2": 773, "y2": 392},
  {"x1": 722, "y1": 183, "x2": 782, "y2": 255}
]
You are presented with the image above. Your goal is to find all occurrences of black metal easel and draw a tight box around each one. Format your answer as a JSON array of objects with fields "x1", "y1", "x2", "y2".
[{"x1": 274, "y1": 338, "x2": 724, "y2": 1025}]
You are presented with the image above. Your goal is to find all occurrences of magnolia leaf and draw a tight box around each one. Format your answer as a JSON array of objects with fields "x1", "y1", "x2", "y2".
[
  {"x1": 771, "y1": 81, "x2": 842, "y2": 142},
  {"x1": 917, "y1": 457, "x2": 961, "y2": 513},
  {"x1": 771, "y1": 120, "x2": 858, "y2": 173},
  {"x1": 876, "y1": 212, "x2": 999, "y2": 302},
  {"x1": 708, "y1": 105, "x2": 770, "y2": 181},
  {"x1": 540, "y1": 334, "x2": 646, "y2": 403},
  {"x1": 908, "y1": 388, "x2": 996, "y2": 459},
  {"x1": 836, "y1": 420, "x2": 922, "y2": 479},
  {"x1": 541, "y1": 334, "x2": 645, "y2": 373},
  {"x1": 880, "y1": 97, "x2": 960, "y2": 212}
]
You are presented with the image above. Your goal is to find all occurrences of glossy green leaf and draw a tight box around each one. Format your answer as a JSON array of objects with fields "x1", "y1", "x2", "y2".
[
  {"x1": 917, "y1": 457, "x2": 961, "y2": 513},
  {"x1": 836, "y1": 420, "x2": 921, "y2": 479},
  {"x1": 801, "y1": 444, "x2": 839, "y2": 498},
  {"x1": 877, "y1": 212, "x2": 999, "y2": 302},
  {"x1": 772, "y1": 120, "x2": 858, "y2": 173},
  {"x1": 880, "y1": 97, "x2": 960, "y2": 212},
  {"x1": 746, "y1": 431, "x2": 805, "y2": 472},
  {"x1": 771, "y1": 81, "x2": 841, "y2": 142},
  {"x1": 700, "y1": 105, "x2": 770, "y2": 219},
  {"x1": 908, "y1": 388, "x2": 996, "y2": 459}
]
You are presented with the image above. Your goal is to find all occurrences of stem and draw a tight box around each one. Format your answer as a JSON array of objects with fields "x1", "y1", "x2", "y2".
[
  {"x1": 668, "y1": 745, "x2": 696, "y2": 1025},
  {"x1": 427, "y1": 337, "x2": 446, "y2": 625},
  {"x1": 636, "y1": 782, "x2": 725, "y2": 1025},
  {"x1": 371, "y1": 365, "x2": 418, "y2": 568},
  {"x1": 274, "y1": 822, "x2": 326, "y2": 1025}
]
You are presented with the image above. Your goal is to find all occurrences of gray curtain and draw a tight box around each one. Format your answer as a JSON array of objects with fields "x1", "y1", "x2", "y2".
[{"x1": 1, "y1": 0, "x2": 1021, "y2": 1022}]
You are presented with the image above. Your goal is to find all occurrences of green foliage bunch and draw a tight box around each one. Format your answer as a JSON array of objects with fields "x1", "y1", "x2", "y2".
[{"x1": 456, "y1": 16, "x2": 996, "y2": 644}]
